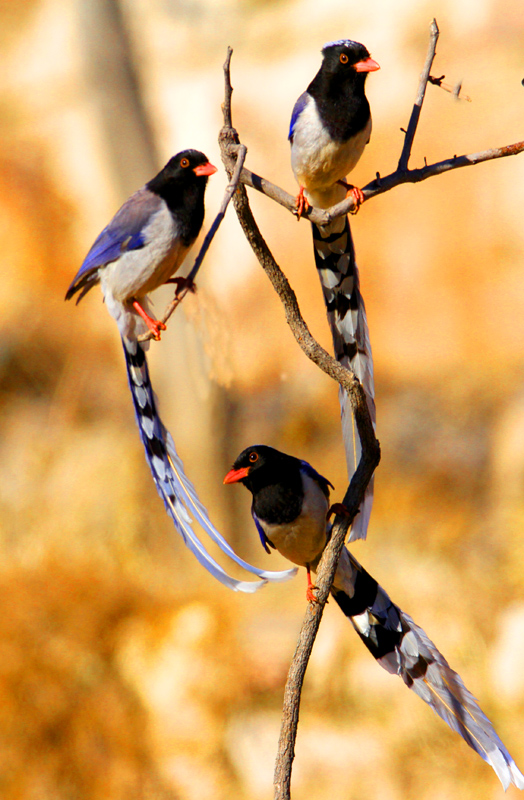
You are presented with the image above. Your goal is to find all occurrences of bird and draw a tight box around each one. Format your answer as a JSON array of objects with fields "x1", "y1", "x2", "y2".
[
  {"x1": 66, "y1": 150, "x2": 297, "y2": 592},
  {"x1": 289, "y1": 40, "x2": 379, "y2": 542},
  {"x1": 224, "y1": 444, "x2": 524, "y2": 790}
]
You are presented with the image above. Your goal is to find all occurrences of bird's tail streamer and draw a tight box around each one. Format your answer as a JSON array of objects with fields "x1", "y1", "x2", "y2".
[
  {"x1": 311, "y1": 216, "x2": 375, "y2": 541},
  {"x1": 122, "y1": 337, "x2": 297, "y2": 592},
  {"x1": 329, "y1": 547, "x2": 524, "y2": 790}
]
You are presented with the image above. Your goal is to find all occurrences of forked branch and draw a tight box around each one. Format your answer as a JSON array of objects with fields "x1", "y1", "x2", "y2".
[{"x1": 217, "y1": 19, "x2": 524, "y2": 800}]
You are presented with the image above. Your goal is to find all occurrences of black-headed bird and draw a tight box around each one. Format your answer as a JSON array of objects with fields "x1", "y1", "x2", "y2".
[
  {"x1": 66, "y1": 151, "x2": 296, "y2": 592},
  {"x1": 289, "y1": 40, "x2": 379, "y2": 542},
  {"x1": 225, "y1": 444, "x2": 524, "y2": 789}
]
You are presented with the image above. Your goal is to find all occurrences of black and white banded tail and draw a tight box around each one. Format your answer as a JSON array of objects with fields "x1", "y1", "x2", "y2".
[
  {"x1": 330, "y1": 547, "x2": 524, "y2": 790},
  {"x1": 312, "y1": 216, "x2": 375, "y2": 541},
  {"x1": 122, "y1": 337, "x2": 297, "y2": 591}
]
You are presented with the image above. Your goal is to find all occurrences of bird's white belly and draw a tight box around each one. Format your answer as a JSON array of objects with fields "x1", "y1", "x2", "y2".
[{"x1": 291, "y1": 100, "x2": 371, "y2": 208}]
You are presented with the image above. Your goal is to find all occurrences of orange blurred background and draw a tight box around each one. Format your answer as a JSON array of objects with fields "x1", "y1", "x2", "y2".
[{"x1": 1, "y1": 1, "x2": 524, "y2": 798}]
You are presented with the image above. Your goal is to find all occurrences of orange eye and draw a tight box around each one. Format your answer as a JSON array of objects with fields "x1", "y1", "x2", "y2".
[
  {"x1": 340, "y1": 53, "x2": 349, "y2": 64},
  {"x1": 180, "y1": 157, "x2": 190, "y2": 168},
  {"x1": 249, "y1": 452, "x2": 259, "y2": 463}
]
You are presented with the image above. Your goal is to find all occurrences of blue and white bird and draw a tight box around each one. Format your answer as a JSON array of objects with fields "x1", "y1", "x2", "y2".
[
  {"x1": 66, "y1": 150, "x2": 296, "y2": 592},
  {"x1": 289, "y1": 40, "x2": 379, "y2": 542},
  {"x1": 225, "y1": 444, "x2": 524, "y2": 790}
]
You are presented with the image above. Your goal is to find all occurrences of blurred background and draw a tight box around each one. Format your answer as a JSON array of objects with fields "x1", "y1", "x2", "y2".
[{"x1": 1, "y1": 0, "x2": 524, "y2": 797}]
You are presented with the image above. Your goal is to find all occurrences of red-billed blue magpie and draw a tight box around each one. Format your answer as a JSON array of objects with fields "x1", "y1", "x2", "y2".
[
  {"x1": 289, "y1": 41, "x2": 379, "y2": 543},
  {"x1": 224, "y1": 444, "x2": 524, "y2": 789},
  {"x1": 66, "y1": 151, "x2": 297, "y2": 592}
]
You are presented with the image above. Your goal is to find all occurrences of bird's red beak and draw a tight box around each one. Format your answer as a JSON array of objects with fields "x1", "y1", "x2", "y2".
[
  {"x1": 354, "y1": 57, "x2": 380, "y2": 73},
  {"x1": 193, "y1": 162, "x2": 218, "y2": 177},
  {"x1": 223, "y1": 466, "x2": 250, "y2": 484}
]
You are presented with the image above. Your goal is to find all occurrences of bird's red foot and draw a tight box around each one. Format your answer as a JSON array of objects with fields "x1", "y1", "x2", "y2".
[
  {"x1": 337, "y1": 181, "x2": 365, "y2": 214},
  {"x1": 295, "y1": 186, "x2": 310, "y2": 220},
  {"x1": 165, "y1": 276, "x2": 197, "y2": 296},
  {"x1": 132, "y1": 300, "x2": 166, "y2": 341},
  {"x1": 327, "y1": 502, "x2": 352, "y2": 522},
  {"x1": 306, "y1": 564, "x2": 319, "y2": 604}
]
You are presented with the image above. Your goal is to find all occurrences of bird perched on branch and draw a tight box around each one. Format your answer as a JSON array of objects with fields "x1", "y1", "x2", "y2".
[
  {"x1": 225, "y1": 444, "x2": 524, "y2": 789},
  {"x1": 289, "y1": 40, "x2": 379, "y2": 542},
  {"x1": 66, "y1": 150, "x2": 296, "y2": 592}
]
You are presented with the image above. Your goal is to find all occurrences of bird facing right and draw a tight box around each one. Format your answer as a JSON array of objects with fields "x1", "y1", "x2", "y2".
[
  {"x1": 289, "y1": 41, "x2": 379, "y2": 542},
  {"x1": 289, "y1": 38, "x2": 380, "y2": 212}
]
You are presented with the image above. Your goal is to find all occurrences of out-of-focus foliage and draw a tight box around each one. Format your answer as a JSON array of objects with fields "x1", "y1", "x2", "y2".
[{"x1": 1, "y1": 0, "x2": 524, "y2": 798}]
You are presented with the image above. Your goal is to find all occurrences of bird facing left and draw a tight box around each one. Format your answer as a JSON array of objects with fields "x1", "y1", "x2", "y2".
[{"x1": 66, "y1": 150, "x2": 297, "y2": 592}]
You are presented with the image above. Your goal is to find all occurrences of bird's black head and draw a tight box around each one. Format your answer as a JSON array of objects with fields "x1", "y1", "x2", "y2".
[
  {"x1": 307, "y1": 39, "x2": 379, "y2": 142},
  {"x1": 319, "y1": 39, "x2": 380, "y2": 82},
  {"x1": 149, "y1": 149, "x2": 217, "y2": 190},
  {"x1": 224, "y1": 445, "x2": 302, "y2": 495},
  {"x1": 147, "y1": 149, "x2": 217, "y2": 244}
]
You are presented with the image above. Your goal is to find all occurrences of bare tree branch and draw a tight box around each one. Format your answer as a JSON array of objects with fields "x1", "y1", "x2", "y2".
[
  {"x1": 398, "y1": 18, "x2": 439, "y2": 171},
  {"x1": 219, "y1": 46, "x2": 380, "y2": 800},
  {"x1": 236, "y1": 138, "x2": 524, "y2": 224},
  {"x1": 217, "y1": 16, "x2": 524, "y2": 798}
]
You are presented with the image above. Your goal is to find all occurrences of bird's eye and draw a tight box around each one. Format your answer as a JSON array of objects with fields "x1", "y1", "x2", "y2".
[
  {"x1": 180, "y1": 158, "x2": 190, "y2": 168},
  {"x1": 249, "y1": 452, "x2": 259, "y2": 463},
  {"x1": 340, "y1": 53, "x2": 349, "y2": 64}
]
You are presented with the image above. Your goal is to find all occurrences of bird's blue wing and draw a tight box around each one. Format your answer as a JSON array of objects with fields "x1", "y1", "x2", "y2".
[
  {"x1": 300, "y1": 460, "x2": 334, "y2": 498},
  {"x1": 288, "y1": 92, "x2": 309, "y2": 142},
  {"x1": 66, "y1": 189, "x2": 161, "y2": 301},
  {"x1": 252, "y1": 510, "x2": 274, "y2": 555}
]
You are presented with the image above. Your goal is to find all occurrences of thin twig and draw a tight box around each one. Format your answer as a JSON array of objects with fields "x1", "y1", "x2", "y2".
[
  {"x1": 137, "y1": 143, "x2": 247, "y2": 343},
  {"x1": 219, "y1": 47, "x2": 380, "y2": 800},
  {"x1": 398, "y1": 18, "x2": 439, "y2": 171},
  {"x1": 237, "y1": 140, "x2": 524, "y2": 223}
]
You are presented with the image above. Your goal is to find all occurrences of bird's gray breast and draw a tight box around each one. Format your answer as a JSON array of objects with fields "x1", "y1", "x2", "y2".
[
  {"x1": 102, "y1": 203, "x2": 186, "y2": 303},
  {"x1": 261, "y1": 472, "x2": 329, "y2": 568}
]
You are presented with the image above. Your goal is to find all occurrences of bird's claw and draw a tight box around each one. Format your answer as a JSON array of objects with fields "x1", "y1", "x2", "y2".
[
  {"x1": 165, "y1": 276, "x2": 197, "y2": 297},
  {"x1": 306, "y1": 584, "x2": 320, "y2": 604},
  {"x1": 295, "y1": 187, "x2": 310, "y2": 220},
  {"x1": 348, "y1": 186, "x2": 365, "y2": 214},
  {"x1": 337, "y1": 181, "x2": 365, "y2": 214},
  {"x1": 327, "y1": 502, "x2": 352, "y2": 522},
  {"x1": 132, "y1": 300, "x2": 167, "y2": 340},
  {"x1": 306, "y1": 564, "x2": 320, "y2": 604}
]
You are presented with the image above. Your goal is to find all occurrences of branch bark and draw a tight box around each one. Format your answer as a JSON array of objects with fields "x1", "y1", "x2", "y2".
[{"x1": 219, "y1": 47, "x2": 380, "y2": 800}]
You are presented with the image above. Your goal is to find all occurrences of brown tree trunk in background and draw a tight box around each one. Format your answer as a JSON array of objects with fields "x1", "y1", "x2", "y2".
[{"x1": 79, "y1": 0, "x2": 160, "y2": 195}]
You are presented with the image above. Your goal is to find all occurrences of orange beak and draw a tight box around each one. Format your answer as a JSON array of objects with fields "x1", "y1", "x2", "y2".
[
  {"x1": 193, "y1": 162, "x2": 218, "y2": 177},
  {"x1": 223, "y1": 466, "x2": 250, "y2": 484},
  {"x1": 354, "y1": 57, "x2": 380, "y2": 73}
]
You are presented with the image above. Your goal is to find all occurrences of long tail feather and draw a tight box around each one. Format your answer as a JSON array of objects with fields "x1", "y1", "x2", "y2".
[
  {"x1": 330, "y1": 548, "x2": 524, "y2": 790},
  {"x1": 122, "y1": 337, "x2": 297, "y2": 591},
  {"x1": 311, "y1": 217, "x2": 375, "y2": 541}
]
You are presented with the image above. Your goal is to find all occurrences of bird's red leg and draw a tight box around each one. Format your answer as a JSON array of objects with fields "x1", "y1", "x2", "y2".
[
  {"x1": 132, "y1": 300, "x2": 166, "y2": 340},
  {"x1": 306, "y1": 564, "x2": 319, "y2": 604},
  {"x1": 295, "y1": 186, "x2": 310, "y2": 220},
  {"x1": 337, "y1": 180, "x2": 365, "y2": 214},
  {"x1": 164, "y1": 276, "x2": 197, "y2": 296}
]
